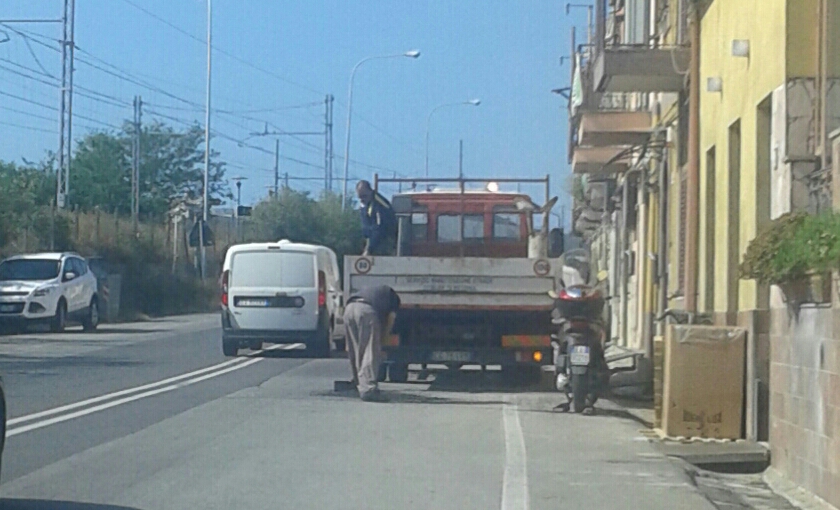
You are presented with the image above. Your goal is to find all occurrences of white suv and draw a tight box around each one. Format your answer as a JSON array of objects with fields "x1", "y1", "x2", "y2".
[{"x1": 0, "y1": 252, "x2": 100, "y2": 333}]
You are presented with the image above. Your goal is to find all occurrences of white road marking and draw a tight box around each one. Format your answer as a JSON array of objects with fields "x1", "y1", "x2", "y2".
[
  {"x1": 501, "y1": 404, "x2": 529, "y2": 510},
  {"x1": 6, "y1": 343, "x2": 303, "y2": 436}
]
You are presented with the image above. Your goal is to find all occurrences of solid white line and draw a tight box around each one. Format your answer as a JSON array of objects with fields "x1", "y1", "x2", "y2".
[
  {"x1": 7, "y1": 356, "x2": 264, "y2": 437},
  {"x1": 501, "y1": 404, "x2": 529, "y2": 510},
  {"x1": 7, "y1": 342, "x2": 301, "y2": 426}
]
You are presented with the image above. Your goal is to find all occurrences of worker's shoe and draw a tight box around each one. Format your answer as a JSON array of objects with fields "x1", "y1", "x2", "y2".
[{"x1": 360, "y1": 388, "x2": 388, "y2": 403}]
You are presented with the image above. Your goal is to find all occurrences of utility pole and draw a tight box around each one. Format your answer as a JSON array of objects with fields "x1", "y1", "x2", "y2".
[
  {"x1": 200, "y1": 0, "x2": 213, "y2": 280},
  {"x1": 56, "y1": 0, "x2": 76, "y2": 210},
  {"x1": 328, "y1": 95, "x2": 335, "y2": 191},
  {"x1": 324, "y1": 94, "x2": 333, "y2": 193},
  {"x1": 284, "y1": 172, "x2": 289, "y2": 189},
  {"x1": 274, "y1": 139, "x2": 280, "y2": 197},
  {"x1": 132, "y1": 96, "x2": 142, "y2": 234},
  {"x1": 458, "y1": 139, "x2": 464, "y2": 179}
]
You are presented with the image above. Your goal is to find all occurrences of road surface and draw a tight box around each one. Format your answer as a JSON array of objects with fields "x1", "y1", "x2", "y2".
[{"x1": 0, "y1": 315, "x2": 717, "y2": 510}]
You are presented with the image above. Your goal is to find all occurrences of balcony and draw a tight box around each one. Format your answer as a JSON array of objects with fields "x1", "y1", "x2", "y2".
[
  {"x1": 592, "y1": 45, "x2": 689, "y2": 93},
  {"x1": 591, "y1": 0, "x2": 690, "y2": 93},
  {"x1": 572, "y1": 146, "x2": 631, "y2": 176},
  {"x1": 578, "y1": 110, "x2": 652, "y2": 147}
]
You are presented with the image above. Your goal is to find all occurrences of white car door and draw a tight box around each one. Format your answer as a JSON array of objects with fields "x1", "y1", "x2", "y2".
[{"x1": 64, "y1": 258, "x2": 85, "y2": 313}]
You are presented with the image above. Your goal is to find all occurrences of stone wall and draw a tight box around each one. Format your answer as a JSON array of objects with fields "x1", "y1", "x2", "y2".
[{"x1": 769, "y1": 305, "x2": 840, "y2": 508}]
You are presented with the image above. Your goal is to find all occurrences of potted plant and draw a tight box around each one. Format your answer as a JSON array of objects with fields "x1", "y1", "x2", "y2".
[{"x1": 740, "y1": 212, "x2": 840, "y2": 304}]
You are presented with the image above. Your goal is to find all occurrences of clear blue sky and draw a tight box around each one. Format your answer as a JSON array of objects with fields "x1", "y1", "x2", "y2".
[{"x1": 1, "y1": 1, "x2": 580, "y2": 227}]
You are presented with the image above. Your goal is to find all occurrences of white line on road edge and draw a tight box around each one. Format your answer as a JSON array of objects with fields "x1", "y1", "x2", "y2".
[
  {"x1": 7, "y1": 343, "x2": 302, "y2": 434},
  {"x1": 501, "y1": 404, "x2": 530, "y2": 510}
]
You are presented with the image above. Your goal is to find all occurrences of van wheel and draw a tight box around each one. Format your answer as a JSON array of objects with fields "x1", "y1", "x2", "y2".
[{"x1": 222, "y1": 340, "x2": 238, "y2": 357}]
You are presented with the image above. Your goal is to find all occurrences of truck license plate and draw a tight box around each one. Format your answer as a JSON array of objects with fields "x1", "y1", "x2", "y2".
[
  {"x1": 569, "y1": 345, "x2": 590, "y2": 366},
  {"x1": 430, "y1": 351, "x2": 472, "y2": 362}
]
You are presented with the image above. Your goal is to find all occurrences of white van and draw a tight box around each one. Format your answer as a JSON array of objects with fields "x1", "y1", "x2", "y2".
[{"x1": 220, "y1": 240, "x2": 345, "y2": 357}]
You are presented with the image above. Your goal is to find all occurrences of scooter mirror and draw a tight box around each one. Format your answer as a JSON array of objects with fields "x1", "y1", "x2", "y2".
[{"x1": 548, "y1": 290, "x2": 560, "y2": 299}]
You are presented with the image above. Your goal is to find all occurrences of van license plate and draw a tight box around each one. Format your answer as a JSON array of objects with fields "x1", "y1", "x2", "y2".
[
  {"x1": 569, "y1": 345, "x2": 591, "y2": 366},
  {"x1": 0, "y1": 304, "x2": 16, "y2": 312},
  {"x1": 238, "y1": 299, "x2": 269, "y2": 307},
  {"x1": 430, "y1": 351, "x2": 472, "y2": 362}
]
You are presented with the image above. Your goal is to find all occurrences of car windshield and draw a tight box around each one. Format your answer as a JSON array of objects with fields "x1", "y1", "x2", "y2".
[{"x1": 0, "y1": 259, "x2": 61, "y2": 281}]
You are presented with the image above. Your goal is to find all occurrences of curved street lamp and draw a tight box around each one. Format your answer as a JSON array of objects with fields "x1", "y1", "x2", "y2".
[
  {"x1": 341, "y1": 50, "x2": 421, "y2": 210},
  {"x1": 425, "y1": 99, "x2": 481, "y2": 178}
]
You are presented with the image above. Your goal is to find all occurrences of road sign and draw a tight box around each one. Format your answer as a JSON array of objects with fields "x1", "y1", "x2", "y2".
[{"x1": 188, "y1": 221, "x2": 215, "y2": 247}]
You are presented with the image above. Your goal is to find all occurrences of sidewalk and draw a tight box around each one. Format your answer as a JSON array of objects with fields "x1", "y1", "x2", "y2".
[{"x1": 608, "y1": 395, "x2": 828, "y2": 510}]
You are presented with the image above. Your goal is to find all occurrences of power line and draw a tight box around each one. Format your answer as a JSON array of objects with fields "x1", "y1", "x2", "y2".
[
  {"x1": 117, "y1": 0, "x2": 328, "y2": 98},
  {"x1": 0, "y1": 119, "x2": 55, "y2": 134}
]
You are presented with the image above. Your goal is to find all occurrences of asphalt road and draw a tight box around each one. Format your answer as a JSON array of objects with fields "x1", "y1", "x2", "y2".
[{"x1": 0, "y1": 315, "x2": 718, "y2": 510}]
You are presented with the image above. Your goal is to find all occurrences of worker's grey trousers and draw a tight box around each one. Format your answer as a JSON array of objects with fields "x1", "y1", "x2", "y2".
[{"x1": 344, "y1": 301, "x2": 382, "y2": 397}]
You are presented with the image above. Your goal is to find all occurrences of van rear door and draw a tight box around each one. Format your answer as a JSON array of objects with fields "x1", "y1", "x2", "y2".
[{"x1": 228, "y1": 249, "x2": 318, "y2": 332}]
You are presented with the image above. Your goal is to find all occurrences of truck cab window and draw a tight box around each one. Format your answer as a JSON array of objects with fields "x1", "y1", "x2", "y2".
[
  {"x1": 411, "y1": 212, "x2": 428, "y2": 242},
  {"x1": 436, "y1": 215, "x2": 461, "y2": 242},
  {"x1": 463, "y1": 214, "x2": 484, "y2": 240},
  {"x1": 437, "y1": 214, "x2": 484, "y2": 242},
  {"x1": 493, "y1": 213, "x2": 521, "y2": 240}
]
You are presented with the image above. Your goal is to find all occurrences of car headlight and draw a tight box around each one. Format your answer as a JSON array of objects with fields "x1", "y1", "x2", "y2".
[{"x1": 32, "y1": 287, "x2": 54, "y2": 297}]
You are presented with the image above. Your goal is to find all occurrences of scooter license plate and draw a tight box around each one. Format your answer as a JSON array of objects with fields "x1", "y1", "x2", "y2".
[{"x1": 569, "y1": 345, "x2": 591, "y2": 366}]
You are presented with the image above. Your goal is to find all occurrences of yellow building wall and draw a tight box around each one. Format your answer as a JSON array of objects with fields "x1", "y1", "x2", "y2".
[{"x1": 699, "y1": 0, "x2": 787, "y2": 314}]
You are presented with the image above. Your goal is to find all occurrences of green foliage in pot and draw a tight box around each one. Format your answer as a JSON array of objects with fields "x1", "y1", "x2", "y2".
[{"x1": 740, "y1": 212, "x2": 840, "y2": 285}]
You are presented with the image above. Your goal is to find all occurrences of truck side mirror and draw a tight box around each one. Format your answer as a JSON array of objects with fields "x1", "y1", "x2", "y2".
[{"x1": 548, "y1": 228, "x2": 565, "y2": 258}]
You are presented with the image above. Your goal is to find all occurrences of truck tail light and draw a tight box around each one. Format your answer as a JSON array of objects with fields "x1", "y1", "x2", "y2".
[
  {"x1": 318, "y1": 271, "x2": 326, "y2": 307},
  {"x1": 221, "y1": 270, "x2": 229, "y2": 307}
]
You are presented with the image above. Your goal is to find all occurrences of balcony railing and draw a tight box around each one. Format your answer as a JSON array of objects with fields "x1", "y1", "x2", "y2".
[{"x1": 807, "y1": 166, "x2": 833, "y2": 215}]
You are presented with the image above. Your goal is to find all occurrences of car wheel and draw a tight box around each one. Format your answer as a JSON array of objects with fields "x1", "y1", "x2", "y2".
[
  {"x1": 222, "y1": 339, "x2": 238, "y2": 357},
  {"x1": 388, "y1": 363, "x2": 409, "y2": 383},
  {"x1": 82, "y1": 298, "x2": 99, "y2": 332},
  {"x1": 51, "y1": 299, "x2": 67, "y2": 333}
]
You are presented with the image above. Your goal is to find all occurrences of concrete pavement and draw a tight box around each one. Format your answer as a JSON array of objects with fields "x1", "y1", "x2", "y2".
[
  {"x1": 0, "y1": 317, "x2": 748, "y2": 510},
  {"x1": 1, "y1": 316, "x2": 722, "y2": 509}
]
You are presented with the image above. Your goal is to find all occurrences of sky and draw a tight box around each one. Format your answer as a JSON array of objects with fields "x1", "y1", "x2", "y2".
[{"x1": 0, "y1": 1, "x2": 580, "y2": 228}]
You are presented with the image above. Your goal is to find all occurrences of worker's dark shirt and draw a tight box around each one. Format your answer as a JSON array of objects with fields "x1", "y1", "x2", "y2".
[
  {"x1": 360, "y1": 192, "x2": 397, "y2": 253},
  {"x1": 347, "y1": 285, "x2": 401, "y2": 323}
]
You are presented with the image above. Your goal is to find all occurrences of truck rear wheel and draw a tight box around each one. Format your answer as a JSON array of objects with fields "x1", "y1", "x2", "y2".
[{"x1": 388, "y1": 363, "x2": 409, "y2": 383}]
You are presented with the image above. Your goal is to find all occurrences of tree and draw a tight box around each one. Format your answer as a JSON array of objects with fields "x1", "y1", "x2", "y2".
[
  {"x1": 0, "y1": 160, "x2": 56, "y2": 247},
  {"x1": 244, "y1": 189, "x2": 362, "y2": 272},
  {"x1": 68, "y1": 121, "x2": 232, "y2": 219}
]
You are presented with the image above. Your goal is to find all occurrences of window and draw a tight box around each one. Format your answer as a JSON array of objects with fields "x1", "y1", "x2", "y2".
[
  {"x1": 463, "y1": 215, "x2": 484, "y2": 240},
  {"x1": 411, "y1": 212, "x2": 428, "y2": 242},
  {"x1": 0, "y1": 259, "x2": 61, "y2": 281},
  {"x1": 436, "y1": 214, "x2": 484, "y2": 242},
  {"x1": 231, "y1": 251, "x2": 315, "y2": 288},
  {"x1": 493, "y1": 213, "x2": 521, "y2": 240},
  {"x1": 436, "y1": 215, "x2": 461, "y2": 242}
]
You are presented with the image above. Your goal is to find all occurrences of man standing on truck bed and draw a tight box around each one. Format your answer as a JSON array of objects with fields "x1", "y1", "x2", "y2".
[
  {"x1": 344, "y1": 284, "x2": 401, "y2": 402},
  {"x1": 356, "y1": 180, "x2": 397, "y2": 256}
]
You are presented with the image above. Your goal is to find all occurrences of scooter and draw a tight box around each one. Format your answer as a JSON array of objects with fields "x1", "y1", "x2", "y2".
[{"x1": 549, "y1": 250, "x2": 610, "y2": 414}]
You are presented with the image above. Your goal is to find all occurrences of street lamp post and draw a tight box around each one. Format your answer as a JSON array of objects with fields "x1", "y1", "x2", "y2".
[
  {"x1": 425, "y1": 99, "x2": 481, "y2": 178},
  {"x1": 341, "y1": 50, "x2": 421, "y2": 210}
]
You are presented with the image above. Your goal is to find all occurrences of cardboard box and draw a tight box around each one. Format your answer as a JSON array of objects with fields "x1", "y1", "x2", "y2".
[{"x1": 662, "y1": 325, "x2": 747, "y2": 439}]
